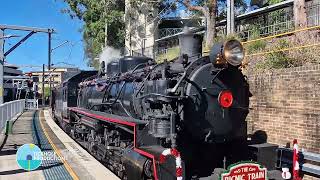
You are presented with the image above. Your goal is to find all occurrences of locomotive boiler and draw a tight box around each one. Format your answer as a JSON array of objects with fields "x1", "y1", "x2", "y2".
[{"x1": 52, "y1": 33, "x2": 250, "y2": 180}]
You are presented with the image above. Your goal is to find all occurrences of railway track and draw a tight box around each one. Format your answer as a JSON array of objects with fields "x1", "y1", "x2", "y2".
[{"x1": 51, "y1": 113, "x2": 125, "y2": 179}]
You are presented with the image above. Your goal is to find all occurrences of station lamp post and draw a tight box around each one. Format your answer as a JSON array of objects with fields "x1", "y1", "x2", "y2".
[
  {"x1": 41, "y1": 61, "x2": 74, "y2": 106},
  {"x1": 48, "y1": 40, "x2": 69, "y2": 106}
]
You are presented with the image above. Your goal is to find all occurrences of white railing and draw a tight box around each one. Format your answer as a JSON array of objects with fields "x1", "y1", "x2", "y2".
[
  {"x1": 25, "y1": 99, "x2": 38, "y2": 109},
  {"x1": 0, "y1": 99, "x2": 25, "y2": 131},
  {"x1": 278, "y1": 147, "x2": 320, "y2": 176},
  {"x1": 159, "y1": 28, "x2": 183, "y2": 39}
]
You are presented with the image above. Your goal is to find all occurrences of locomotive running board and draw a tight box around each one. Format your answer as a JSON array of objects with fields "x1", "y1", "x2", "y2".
[{"x1": 68, "y1": 107, "x2": 163, "y2": 180}]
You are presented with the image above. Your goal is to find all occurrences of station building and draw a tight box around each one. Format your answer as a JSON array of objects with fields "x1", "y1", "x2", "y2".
[
  {"x1": 124, "y1": 0, "x2": 203, "y2": 61},
  {"x1": 3, "y1": 63, "x2": 24, "y2": 102},
  {"x1": 26, "y1": 66, "x2": 79, "y2": 96}
]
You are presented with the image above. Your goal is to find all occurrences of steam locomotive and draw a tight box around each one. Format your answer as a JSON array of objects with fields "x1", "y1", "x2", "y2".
[{"x1": 52, "y1": 33, "x2": 252, "y2": 180}]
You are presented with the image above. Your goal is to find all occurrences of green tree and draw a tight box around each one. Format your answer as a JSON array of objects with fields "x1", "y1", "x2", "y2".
[
  {"x1": 61, "y1": 0, "x2": 125, "y2": 68},
  {"x1": 61, "y1": 0, "x2": 247, "y2": 66},
  {"x1": 175, "y1": 0, "x2": 247, "y2": 48}
]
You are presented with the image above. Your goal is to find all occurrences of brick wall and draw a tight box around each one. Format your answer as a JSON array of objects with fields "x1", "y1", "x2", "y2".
[{"x1": 247, "y1": 64, "x2": 320, "y2": 153}]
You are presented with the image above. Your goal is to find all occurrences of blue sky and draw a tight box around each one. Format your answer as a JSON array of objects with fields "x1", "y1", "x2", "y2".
[{"x1": 0, "y1": 0, "x2": 90, "y2": 72}]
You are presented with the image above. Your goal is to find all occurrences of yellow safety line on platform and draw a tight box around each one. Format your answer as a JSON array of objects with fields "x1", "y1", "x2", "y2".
[
  {"x1": 242, "y1": 25, "x2": 320, "y2": 45},
  {"x1": 38, "y1": 111, "x2": 79, "y2": 180},
  {"x1": 246, "y1": 42, "x2": 320, "y2": 57}
]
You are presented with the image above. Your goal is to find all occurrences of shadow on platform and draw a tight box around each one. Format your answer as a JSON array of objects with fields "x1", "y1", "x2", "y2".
[
  {"x1": 0, "y1": 162, "x2": 64, "y2": 175},
  {"x1": 0, "y1": 149, "x2": 17, "y2": 156}
]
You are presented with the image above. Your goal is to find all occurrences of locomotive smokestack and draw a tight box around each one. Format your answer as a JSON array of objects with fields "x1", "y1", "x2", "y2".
[{"x1": 178, "y1": 27, "x2": 202, "y2": 60}]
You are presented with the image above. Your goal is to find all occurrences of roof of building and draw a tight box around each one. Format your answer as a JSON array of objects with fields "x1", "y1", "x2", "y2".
[
  {"x1": 4, "y1": 63, "x2": 19, "y2": 69},
  {"x1": 50, "y1": 66, "x2": 79, "y2": 69},
  {"x1": 158, "y1": 17, "x2": 203, "y2": 29},
  {"x1": 3, "y1": 63, "x2": 23, "y2": 76},
  {"x1": 26, "y1": 67, "x2": 80, "y2": 74}
]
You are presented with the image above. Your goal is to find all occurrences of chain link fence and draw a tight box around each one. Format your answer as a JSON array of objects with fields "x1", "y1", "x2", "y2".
[
  {"x1": 234, "y1": 0, "x2": 320, "y2": 40},
  {"x1": 306, "y1": 0, "x2": 320, "y2": 26},
  {"x1": 147, "y1": 0, "x2": 320, "y2": 65}
]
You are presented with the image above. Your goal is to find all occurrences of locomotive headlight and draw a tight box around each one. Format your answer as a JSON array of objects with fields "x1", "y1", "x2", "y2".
[
  {"x1": 209, "y1": 39, "x2": 244, "y2": 66},
  {"x1": 223, "y1": 40, "x2": 244, "y2": 66}
]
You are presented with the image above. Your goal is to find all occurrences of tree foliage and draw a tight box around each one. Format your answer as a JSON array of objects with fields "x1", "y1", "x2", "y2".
[
  {"x1": 168, "y1": 0, "x2": 247, "y2": 47},
  {"x1": 125, "y1": 1, "x2": 158, "y2": 51},
  {"x1": 61, "y1": 0, "x2": 247, "y2": 67},
  {"x1": 61, "y1": 0, "x2": 125, "y2": 68}
]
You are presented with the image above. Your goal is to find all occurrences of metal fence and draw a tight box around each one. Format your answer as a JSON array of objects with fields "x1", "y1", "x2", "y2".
[
  {"x1": 235, "y1": 0, "x2": 320, "y2": 40},
  {"x1": 278, "y1": 147, "x2": 320, "y2": 176},
  {"x1": 132, "y1": 46, "x2": 154, "y2": 58},
  {"x1": 157, "y1": 0, "x2": 320, "y2": 42},
  {"x1": 235, "y1": 7, "x2": 295, "y2": 40},
  {"x1": 153, "y1": 0, "x2": 320, "y2": 60},
  {"x1": 0, "y1": 100, "x2": 25, "y2": 131},
  {"x1": 159, "y1": 28, "x2": 183, "y2": 39},
  {"x1": 155, "y1": 46, "x2": 180, "y2": 62},
  {"x1": 26, "y1": 99, "x2": 38, "y2": 109},
  {"x1": 306, "y1": 0, "x2": 320, "y2": 26}
]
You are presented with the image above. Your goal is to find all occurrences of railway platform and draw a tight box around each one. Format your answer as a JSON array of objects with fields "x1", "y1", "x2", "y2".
[{"x1": 0, "y1": 109, "x2": 119, "y2": 180}]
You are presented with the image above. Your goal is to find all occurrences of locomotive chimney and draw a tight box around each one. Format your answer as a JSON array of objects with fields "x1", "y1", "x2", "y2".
[{"x1": 178, "y1": 27, "x2": 202, "y2": 61}]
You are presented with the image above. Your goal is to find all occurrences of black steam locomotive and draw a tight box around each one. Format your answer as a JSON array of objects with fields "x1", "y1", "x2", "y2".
[{"x1": 52, "y1": 35, "x2": 252, "y2": 180}]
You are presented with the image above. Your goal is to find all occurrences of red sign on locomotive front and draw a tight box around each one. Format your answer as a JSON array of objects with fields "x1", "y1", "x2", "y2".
[{"x1": 221, "y1": 162, "x2": 267, "y2": 180}]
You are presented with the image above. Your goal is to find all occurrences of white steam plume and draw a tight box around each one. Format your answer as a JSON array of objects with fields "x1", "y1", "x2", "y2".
[{"x1": 99, "y1": 46, "x2": 121, "y2": 66}]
